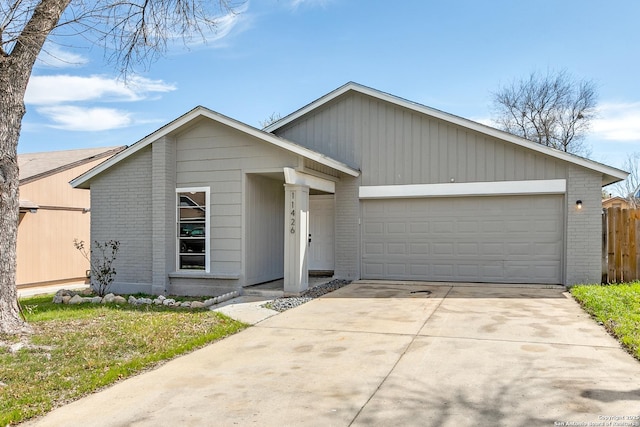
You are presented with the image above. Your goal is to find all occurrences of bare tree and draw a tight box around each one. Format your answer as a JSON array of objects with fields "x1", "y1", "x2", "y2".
[
  {"x1": 259, "y1": 112, "x2": 282, "y2": 129},
  {"x1": 491, "y1": 70, "x2": 597, "y2": 156},
  {"x1": 0, "y1": 0, "x2": 241, "y2": 335},
  {"x1": 607, "y1": 152, "x2": 640, "y2": 207}
]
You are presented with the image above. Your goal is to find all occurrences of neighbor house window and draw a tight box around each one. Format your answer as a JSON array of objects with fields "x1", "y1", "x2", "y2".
[{"x1": 176, "y1": 188, "x2": 210, "y2": 272}]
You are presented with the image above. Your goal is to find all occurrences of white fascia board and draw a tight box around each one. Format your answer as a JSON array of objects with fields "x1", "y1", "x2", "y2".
[
  {"x1": 359, "y1": 179, "x2": 567, "y2": 199},
  {"x1": 284, "y1": 167, "x2": 335, "y2": 193},
  {"x1": 264, "y1": 83, "x2": 353, "y2": 132},
  {"x1": 71, "y1": 108, "x2": 205, "y2": 188},
  {"x1": 72, "y1": 106, "x2": 360, "y2": 189},
  {"x1": 267, "y1": 82, "x2": 627, "y2": 185}
]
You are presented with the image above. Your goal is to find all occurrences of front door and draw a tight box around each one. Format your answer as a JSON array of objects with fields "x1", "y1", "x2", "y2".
[{"x1": 309, "y1": 195, "x2": 335, "y2": 271}]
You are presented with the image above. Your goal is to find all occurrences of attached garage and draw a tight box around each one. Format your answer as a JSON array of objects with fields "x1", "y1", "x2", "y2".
[
  {"x1": 361, "y1": 195, "x2": 564, "y2": 284},
  {"x1": 269, "y1": 82, "x2": 628, "y2": 287}
]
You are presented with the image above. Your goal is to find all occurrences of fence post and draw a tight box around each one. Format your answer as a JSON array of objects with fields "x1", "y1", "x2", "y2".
[
  {"x1": 602, "y1": 209, "x2": 608, "y2": 283},
  {"x1": 621, "y1": 209, "x2": 631, "y2": 282},
  {"x1": 634, "y1": 210, "x2": 640, "y2": 281}
]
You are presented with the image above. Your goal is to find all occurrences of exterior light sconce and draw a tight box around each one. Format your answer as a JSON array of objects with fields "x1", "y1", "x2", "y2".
[{"x1": 576, "y1": 200, "x2": 583, "y2": 210}]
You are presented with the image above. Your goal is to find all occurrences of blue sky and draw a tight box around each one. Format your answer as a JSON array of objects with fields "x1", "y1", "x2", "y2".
[{"x1": 20, "y1": 0, "x2": 640, "y2": 174}]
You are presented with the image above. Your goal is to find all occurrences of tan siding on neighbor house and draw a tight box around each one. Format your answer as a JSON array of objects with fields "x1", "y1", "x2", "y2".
[
  {"x1": 276, "y1": 92, "x2": 569, "y2": 186},
  {"x1": 17, "y1": 157, "x2": 107, "y2": 286}
]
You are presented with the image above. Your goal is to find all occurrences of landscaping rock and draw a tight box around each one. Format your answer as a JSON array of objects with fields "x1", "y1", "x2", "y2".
[
  {"x1": 10, "y1": 342, "x2": 25, "y2": 353},
  {"x1": 68, "y1": 295, "x2": 85, "y2": 305},
  {"x1": 266, "y1": 279, "x2": 351, "y2": 312},
  {"x1": 53, "y1": 289, "x2": 77, "y2": 303},
  {"x1": 47, "y1": 287, "x2": 246, "y2": 310}
]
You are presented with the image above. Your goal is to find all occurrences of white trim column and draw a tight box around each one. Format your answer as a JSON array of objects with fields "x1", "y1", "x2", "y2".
[{"x1": 284, "y1": 184, "x2": 310, "y2": 295}]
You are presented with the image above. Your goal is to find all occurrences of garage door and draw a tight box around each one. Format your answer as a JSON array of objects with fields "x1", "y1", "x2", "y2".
[{"x1": 361, "y1": 195, "x2": 563, "y2": 284}]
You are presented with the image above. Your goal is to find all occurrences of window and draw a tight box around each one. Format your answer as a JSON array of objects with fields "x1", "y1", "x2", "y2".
[{"x1": 176, "y1": 188, "x2": 209, "y2": 272}]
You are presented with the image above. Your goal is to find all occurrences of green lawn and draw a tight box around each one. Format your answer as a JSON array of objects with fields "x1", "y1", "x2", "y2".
[
  {"x1": 0, "y1": 294, "x2": 247, "y2": 425},
  {"x1": 571, "y1": 282, "x2": 640, "y2": 360}
]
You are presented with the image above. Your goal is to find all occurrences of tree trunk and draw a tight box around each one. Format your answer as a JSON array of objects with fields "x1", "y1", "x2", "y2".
[
  {"x1": 0, "y1": 0, "x2": 72, "y2": 335},
  {"x1": 0, "y1": 58, "x2": 31, "y2": 335}
]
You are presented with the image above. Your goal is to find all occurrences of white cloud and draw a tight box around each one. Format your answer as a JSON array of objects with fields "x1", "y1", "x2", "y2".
[
  {"x1": 173, "y1": 3, "x2": 250, "y2": 47},
  {"x1": 25, "y1": 75, "x2": 176, "y2": 105},
  {"x1": 36, "y1": 106, "x2": 133, "y2": 131},
  {"x1": 592, "y1": 102, "x2": 640, "y2": 142},
  {"x1": 36, "y1": 43, "x2": 89, "y2": 68}
]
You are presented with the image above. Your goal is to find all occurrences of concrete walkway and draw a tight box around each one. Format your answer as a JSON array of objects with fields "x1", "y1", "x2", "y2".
[
  {"x1": 17, "y1": 282, "x2": 88, "y2": 298},
  {"x1": 25, "y1": 281, "x2": 640, "y2": 426}
]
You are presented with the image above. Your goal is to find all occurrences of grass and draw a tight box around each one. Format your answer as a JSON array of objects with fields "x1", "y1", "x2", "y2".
[
  {"x1": 571, "y1": 281, "x2": 640, "y2": 360},
  {"x1": 0, "y1": 294, "x2": 248, "y2": 425}
]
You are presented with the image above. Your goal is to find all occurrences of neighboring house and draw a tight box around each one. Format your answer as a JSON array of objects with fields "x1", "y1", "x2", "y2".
[
  {"x1": 71, "y1": 82, "x2": 628, "y2": 296},
  {"x1": 17, "y1": 146, "x2": 125, "y2": 288},
  {"x1": 602, "y1": 196, "x2": 632, "y2": 209}
]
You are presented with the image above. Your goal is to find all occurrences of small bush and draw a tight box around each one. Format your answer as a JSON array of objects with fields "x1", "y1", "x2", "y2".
[{"x1": 74, "y1": 239, "x2": 120, "y2": 297}]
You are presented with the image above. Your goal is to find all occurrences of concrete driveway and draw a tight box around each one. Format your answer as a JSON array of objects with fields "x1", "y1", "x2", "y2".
[{"x1": 26, "y1": 281, "x2": 640, "y2": 426}]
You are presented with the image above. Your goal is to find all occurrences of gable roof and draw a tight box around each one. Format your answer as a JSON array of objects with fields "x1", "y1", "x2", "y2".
[
  {"x1": 19, "y1": 146, "x2": 126, "y2": 185},
  {"x1": 265, "y1": 82, "x2": 628, "y2": 186},
  {"x1": 602, "y1": 196, "x2": 628, "y2": 204},
  {"x1": 71, "y1": 106, "x2": 360, "y2": 189}
]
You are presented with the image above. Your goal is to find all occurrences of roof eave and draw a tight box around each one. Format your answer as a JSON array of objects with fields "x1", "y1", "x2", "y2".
[
  {"x1": 71, "y1": 107, "x2": 360, "y2": 189},
  {"x1": 265, "y1": 82, "x2": 628, "y2": 187}
]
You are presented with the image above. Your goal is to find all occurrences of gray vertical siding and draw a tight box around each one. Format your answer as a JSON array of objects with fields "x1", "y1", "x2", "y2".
[
  {"x1": 275, "y1": 89, "x2": 608, "y2": 286},
  {"x1": 174, "y1": 119, "x2": 297, "y2": 279},
  {"x1": 275, "y1": 92, "x2": 569, "y2": 185},
  {"x1": 90, "y1": 147, "x2": 153, "y2": 293},
  {"x1": 245, "y1": 174, "x2": 285, "y2": 285}
]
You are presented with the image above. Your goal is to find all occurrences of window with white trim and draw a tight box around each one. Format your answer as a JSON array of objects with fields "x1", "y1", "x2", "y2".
[{"x1": 176, "y1": 188, "x2": 209, "y2": 272}]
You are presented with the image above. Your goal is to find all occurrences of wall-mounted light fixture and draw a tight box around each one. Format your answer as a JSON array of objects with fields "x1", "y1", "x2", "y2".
[{"x1": 576, "y1": 200, "x2": 583, "y2": 210}]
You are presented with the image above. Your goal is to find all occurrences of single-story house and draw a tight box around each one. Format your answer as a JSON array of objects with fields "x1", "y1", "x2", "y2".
[
  {"x1": 71, "y1": 82, "x2": 628, "y2": 296},
  {"x1": 18, "y1": 146, "x2": 125, "y2": 287}
]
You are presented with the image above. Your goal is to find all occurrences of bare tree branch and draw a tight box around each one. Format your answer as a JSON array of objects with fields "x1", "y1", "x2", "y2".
[
  {"x1": 607, "y1": 152, "x2": 640, "y2": 207},
  {"x1": 491, "y1": 70, "x2": 597, "y2": 156},
  {"x1": 0, "y1": 0, "x2": 244, "y2": 334}
]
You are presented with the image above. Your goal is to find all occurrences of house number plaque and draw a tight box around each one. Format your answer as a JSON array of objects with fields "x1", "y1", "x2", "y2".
[{"x1": 290, "y1": 191, "x2": 296, "y2": 234}]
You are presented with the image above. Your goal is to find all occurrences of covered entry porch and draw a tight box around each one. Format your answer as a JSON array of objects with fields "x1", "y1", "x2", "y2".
[{"x1": 244, "y1": 166, "x2": 344, "y2": 296}]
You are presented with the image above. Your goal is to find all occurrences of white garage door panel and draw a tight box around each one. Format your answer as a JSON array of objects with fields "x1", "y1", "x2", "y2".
[{"x1": 361, "y1": 195, "x2": 563, "y2": 284}]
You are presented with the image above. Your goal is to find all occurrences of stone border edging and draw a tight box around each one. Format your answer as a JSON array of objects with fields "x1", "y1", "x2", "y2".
[{"x1": 52, "y1": 289, "x2": 240, "y2": 310}]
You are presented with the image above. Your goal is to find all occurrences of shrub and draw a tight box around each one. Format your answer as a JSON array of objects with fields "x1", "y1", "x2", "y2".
[{"x1": 74, "y1": 239, "x2": 120, "y2": 297}]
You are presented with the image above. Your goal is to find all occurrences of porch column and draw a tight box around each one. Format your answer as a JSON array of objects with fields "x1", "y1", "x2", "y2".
[{"x1": 284, "y1": 184, "x2": 310, "y2": 295}]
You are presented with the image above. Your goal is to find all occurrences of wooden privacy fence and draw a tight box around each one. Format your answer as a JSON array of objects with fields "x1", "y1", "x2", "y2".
[{"x1": 602, "y1": 207, "x2": 640, "y2": 283}]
